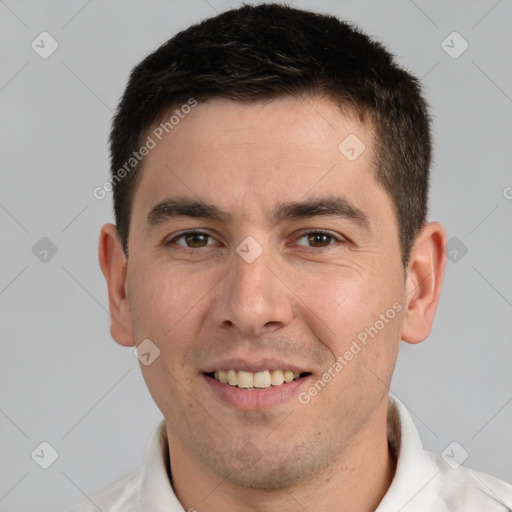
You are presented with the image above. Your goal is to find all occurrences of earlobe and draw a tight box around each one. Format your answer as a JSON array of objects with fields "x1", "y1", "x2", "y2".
[
  {"x1": 98, "y1": 223, "x2": 135, "y2": 347},
  {"x1": 401, "y1": 222, "x2": 447, "y2": 344}
]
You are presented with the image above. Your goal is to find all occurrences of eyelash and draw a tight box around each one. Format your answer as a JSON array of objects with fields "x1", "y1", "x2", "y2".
[{"x1": 164, "y1": 229, "x2": 345, "y2": 251}]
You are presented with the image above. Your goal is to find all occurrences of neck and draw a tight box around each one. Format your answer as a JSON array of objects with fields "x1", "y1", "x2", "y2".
[{"x1": 168, "y1": 398, "x2": 396, "y2": 512}]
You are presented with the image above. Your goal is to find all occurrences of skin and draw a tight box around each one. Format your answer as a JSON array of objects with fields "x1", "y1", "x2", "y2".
[{"x1": 99, "y1": 95, "x2": 446, "y2": 512}]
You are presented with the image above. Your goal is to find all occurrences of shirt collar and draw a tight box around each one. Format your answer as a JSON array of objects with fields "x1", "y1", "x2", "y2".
[
  {"x1": 376, "y1": 393, "x2": 440, "y2": 511},
  {"x1": 137, "y1": 418, "x2": 182, "y2": 510},
  {"x1": 137, "y1": 393, "x2": 440, "y2": 511}
]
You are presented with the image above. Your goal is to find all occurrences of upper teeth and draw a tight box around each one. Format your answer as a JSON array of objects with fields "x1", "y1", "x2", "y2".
[{"x1": 213, "y1": 369, "x2": 301, "y2": 389}]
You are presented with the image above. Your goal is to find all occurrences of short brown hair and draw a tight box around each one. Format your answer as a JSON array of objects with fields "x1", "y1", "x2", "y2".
[{"x1": 109, "y1": 3, "x2": 431, "y2": 267}]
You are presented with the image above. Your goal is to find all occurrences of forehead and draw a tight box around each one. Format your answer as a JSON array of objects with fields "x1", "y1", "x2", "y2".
[{"x1": 130, "y1": 96, "x2": 390, "y2": 228}]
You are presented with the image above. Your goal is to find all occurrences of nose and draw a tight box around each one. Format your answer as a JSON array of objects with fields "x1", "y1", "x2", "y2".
[{"x1": 210, "y1": 246, "x2": 294, "y2": 336}]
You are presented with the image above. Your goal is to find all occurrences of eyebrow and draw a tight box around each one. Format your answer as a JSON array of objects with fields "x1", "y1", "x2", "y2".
[{"x1": 145, "y1": 195, "x2": 370, "y2": 233}]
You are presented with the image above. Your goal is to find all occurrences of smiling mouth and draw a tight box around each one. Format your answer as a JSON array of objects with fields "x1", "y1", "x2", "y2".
[{"x1": 205, "y1": 369, "x2": 311, "y2": 389}]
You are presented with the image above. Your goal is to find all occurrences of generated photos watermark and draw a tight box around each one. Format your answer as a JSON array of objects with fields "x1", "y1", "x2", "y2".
[
  {"x1": 298, "y1": 301, "x2": 403, "y2": 405},
  {"x1": 93, "y1": 98, "x2": 198, "y2": 200}
]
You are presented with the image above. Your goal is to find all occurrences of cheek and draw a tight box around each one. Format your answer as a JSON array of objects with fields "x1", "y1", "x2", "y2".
[
  {"x1": 130, "y1": 266, "x2": 209, "y2": 410},
  {"x1": 129, "y1": 262, "x2": 209, "y2": 336},
  {"x1": 301, "y1": 268, "x2": 403, "y2": 356},
  {"x1": 302, "y1": 273, "x2": 403, "y2": 414},
  {"x1": 300, "y1": 273, "x2": 370, "y2": 338},
  {"x1": 128, "y1": 261, "x2": 232, "y2": 381}
]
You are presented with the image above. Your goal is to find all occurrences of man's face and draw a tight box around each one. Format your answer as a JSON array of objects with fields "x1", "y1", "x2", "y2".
[{"x1": 124, "y1": 96, "x2": 407, "y2": 487}]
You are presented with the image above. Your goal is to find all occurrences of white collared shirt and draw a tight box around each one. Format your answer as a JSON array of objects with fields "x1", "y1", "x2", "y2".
[{"x1": 68, "y1": 394, "x2": 512, "y2": 511}]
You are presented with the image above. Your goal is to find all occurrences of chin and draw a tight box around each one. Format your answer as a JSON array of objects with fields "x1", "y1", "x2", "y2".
[{"x1": 206, "y1": 438, "x2": 333, "y2": 490}]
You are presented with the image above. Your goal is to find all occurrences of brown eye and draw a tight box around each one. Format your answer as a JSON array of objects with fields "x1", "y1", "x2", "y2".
[
  {"x1": 183, "y1": 233, "x2": 209, "y2": 248},
  {"x1": 307, "y1": 233, "x2": 332, "y2": 247},
  {"x1": 166, "y1": 231, "x2": 216, "y2": 249},
  {"x1": 295, "y1": 231, "x2": 340, "y2": 248}
]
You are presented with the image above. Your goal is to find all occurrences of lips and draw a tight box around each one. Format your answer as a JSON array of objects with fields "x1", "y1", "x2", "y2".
[
  {"x1": 202, "y1": 357, "x2": 312, "y2": 409},
  {"x1": 207, "y1": 369, "x2": 306, "y2": 389}
]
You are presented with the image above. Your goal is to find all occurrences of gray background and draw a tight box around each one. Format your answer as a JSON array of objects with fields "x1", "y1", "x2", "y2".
[{"x1": 0, "y1": 0, "x2": 511, "y2": 510}]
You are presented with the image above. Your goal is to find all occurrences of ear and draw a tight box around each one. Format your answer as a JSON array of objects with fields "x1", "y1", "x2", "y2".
[
  {"x1": 98, "y1": 223, "x2": 135, "y2": 347},
  {"x1": 401, "y1": 221, "x2": 447, "y2": 344}
]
